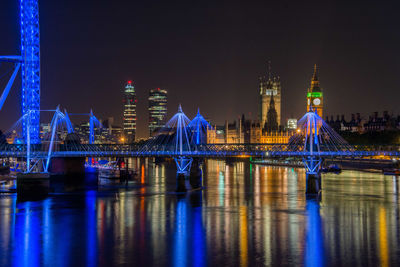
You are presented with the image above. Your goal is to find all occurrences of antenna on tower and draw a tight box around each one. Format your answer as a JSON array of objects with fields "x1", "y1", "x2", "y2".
[{"x1": 267, "y1": 60, "x2": 272, "y2": 80}]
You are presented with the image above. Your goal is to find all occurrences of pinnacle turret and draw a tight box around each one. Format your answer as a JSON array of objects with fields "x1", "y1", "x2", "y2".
[{"x1": 309, "y1": 64, "x2": 321, "y2": 92}]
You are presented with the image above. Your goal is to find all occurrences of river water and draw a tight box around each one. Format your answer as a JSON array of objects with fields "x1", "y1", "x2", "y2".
[{"x1": 0, "y1": 159, "x2": 399, "y2": 266}]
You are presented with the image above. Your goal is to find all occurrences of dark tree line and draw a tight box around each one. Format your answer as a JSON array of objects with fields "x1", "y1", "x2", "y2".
[{"x1": 341, "y1": 131, "x2": 400, "y2": 145}]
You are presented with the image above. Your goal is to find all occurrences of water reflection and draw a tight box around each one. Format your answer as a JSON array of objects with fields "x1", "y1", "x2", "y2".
[
  {"x1": 305, "y1": 200, "x2": 324, "y2": 267},
  {"x1": 379, "y1": 206, "x2": 388, "y2": 267},
  {"x1": 0, "y1": 160, "x2": 399, "y2": 266},
  {"x1": 173, "y1": 198, "x2": 188, "y2": 267},
  {"x1": 14, "y1": 201, "x2": 40, "y2": 267},
  {"x1": 192, "y1": 199, "x2": 206, "y2": 267},
  {"x1": 86, "y1": 191, "x2": 97, "y2": 267},
  {"x1": 239, "y1": 206, "x2": 248, "y2": 267}
]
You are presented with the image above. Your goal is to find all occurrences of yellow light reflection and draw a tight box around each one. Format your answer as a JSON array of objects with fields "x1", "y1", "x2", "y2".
[
  {"x1": 140, "y1": 164, "x2": 146, "y2": 194},
  {"x1": 240, "y1": 206, "x2": 248, "y2": 267},
  {"x1": 379, "y1": 206, "x2": 389, "y2": 267}
]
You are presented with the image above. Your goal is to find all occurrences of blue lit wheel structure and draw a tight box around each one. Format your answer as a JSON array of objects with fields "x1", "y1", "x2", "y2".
[{"x1": 20, "y1": 0, "x2": 40, "y2": 144}]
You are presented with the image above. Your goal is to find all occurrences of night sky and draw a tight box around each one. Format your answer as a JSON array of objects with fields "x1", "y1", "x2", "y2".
[{"x1": 1, "y1": 0, "x2": 400, "y2": 138}]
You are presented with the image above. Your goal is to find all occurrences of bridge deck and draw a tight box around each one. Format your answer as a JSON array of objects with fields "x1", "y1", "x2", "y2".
[{"x1": 0, "y1": 144, "x2": 398, "y2": 158}]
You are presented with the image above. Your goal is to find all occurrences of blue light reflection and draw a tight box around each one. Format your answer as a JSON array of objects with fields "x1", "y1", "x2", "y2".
[
  {"x1": 86, "y1": 190, "x2": 98, "y2": 267},
  {"x1": 304, "y1": 200, "x2": 325, "y2": 267},
  {"x1": 173, "y1": 199, "x2": 188, "y2": 267}
]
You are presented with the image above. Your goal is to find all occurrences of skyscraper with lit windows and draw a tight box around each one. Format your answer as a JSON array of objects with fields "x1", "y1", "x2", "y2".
[
  {"x1": 123, "y1": 81, "x2": 136, "y2": 142},
  {"x1": 148, "y1": 88, "x2": 167, "y2": 136}
]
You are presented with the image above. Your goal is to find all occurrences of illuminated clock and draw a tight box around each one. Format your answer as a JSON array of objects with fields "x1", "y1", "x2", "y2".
[{"x1": 313, "y1": 98, "x2": 321, "y2": 106}]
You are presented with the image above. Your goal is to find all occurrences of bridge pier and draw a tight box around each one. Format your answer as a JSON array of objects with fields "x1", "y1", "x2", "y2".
[
  {"x1": 176, "y1": 173, "x2": 192, "y2": 192},
  {"x1": 176, "y1": 158, "x2": 204, "y2": 192},
  {"x1": 303, "y1": 156, "x2": 322, "y2": 195},
  {"x1": 174, "y1": 156, "x2": 193, "y2": 175},
  {"x1": 306, "y1": 172, "x2": 321, "y2": 195},
  {"x1": 17, "y1": 172, "x2": 50, "y2": 197},
  {"x1": 50, "y1": 157, "x2": 86, "y2": 178},
  {"x1": 175, "y1": 156, "x2": 193, "y2": 192},
  {"x1": 190, "y1": 158, "x2": 204, "y2": 189}
]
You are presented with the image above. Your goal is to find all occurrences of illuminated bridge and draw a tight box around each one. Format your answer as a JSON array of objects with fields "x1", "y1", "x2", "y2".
[
  {"x1": 0, "y1": 106, "x2": 398, "y2": 164},
  {"x1": 0, "y1": 143, "x2": 398, "y2": 158},
  {"x1": 1, "y1": 1, "x2": 398, "y2": 195},
  {"x1": 0, "y1": 107, "x2": 398, "y2": 196}
]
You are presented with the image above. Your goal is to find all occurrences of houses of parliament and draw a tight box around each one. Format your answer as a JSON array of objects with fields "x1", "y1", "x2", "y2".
[
  {"x1": 252, "y1": 63, "x2": 289, "y2": 144},
  {"x1": 207, "y1": 64, "x2": 323, "y2": 144}
]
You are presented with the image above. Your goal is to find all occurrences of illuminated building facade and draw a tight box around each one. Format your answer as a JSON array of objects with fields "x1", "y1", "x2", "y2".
[
  {"x1": 307, "y1": 64, "x2": 323, "y2": 117},
  {"x1": 225, "y1": 120, "x2": 244, "y2": 143},
  {"x1": 256, "y1": 92, "x2": 292, "y2": 144},
  {"x1": 206, "y1": 116, "x2": 293, "y2": 144},
  {"x1": 148, "y1": 88, "x2": 168, "y2": 136},
  {"x1": 287, "y1": 119, "x2": 298, "y2": 130},
  {"x1": 123, "y1": 81, "x2": 136, "y2": 142},
  {"x1": 249, "y1": 124, "x2": 293, "y2": 144},
  {"x1": 207, "y1": 126, "x2": 225, "y2": 143},
  {"x1": 207, "y1": 120, "x2": 244, "y2": 144},
  {"x1": 259, "y1": 63, "x2": 282, "y2": 127}
]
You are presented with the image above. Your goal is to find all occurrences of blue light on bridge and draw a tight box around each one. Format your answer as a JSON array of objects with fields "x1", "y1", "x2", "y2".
[{"x1": 188, "y1": 109, "x2": 212, "y2": 145}]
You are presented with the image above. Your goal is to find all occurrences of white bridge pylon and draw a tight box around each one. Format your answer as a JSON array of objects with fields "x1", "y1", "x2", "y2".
[
  {"x1": 287, "y1": 109, "x2": 354, "y2": 174},
  {"x1": 141, "y1": 105, "x2": 215, "y2": 175}
]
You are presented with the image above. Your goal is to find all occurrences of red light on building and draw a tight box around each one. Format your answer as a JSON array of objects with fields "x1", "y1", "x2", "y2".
[{"x1": 128, "y1": 80, "x2": 132, "y2": 84}]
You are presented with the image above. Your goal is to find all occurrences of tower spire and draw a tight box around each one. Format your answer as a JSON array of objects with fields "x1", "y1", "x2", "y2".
[
  {"x1": 266, "y1": 91, "x2": 278, "y2": 131},
  {"x1": 269, "y1": 91, "x2": 275, "y2": 106},
  {"x1": 309, "y1": 64, "x2": 321, "y2": 92},
  {"x1": 312, "y1": 64, "x2": 318, "y2": 81},
  {"x1": 267, "y1": 60, "x2": 272, "y2": 80}
]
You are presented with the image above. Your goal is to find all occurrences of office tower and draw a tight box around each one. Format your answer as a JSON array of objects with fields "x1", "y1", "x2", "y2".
[
  {"x1": 123, "y1": 81, "x2": 136, "y2": 142},
  {"x1": 148, "y1": 88, "x2": 167, "y2": 136}
]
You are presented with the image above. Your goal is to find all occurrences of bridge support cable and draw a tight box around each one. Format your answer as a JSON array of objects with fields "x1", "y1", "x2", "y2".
[
  {"x1": 87, "y1": 109, "x2": 102, "y2": 166},
  {"x1": 140, "y1": 105, "x2": 209, "y2": 177},
  {"x1": 89, "y1": 109, "x2": 101, "y2": 145},
  {"x1": 44, "y1": 106, "x2": 63, "y2": 172},
  {"x1": 188, "y1": 108, "x2": 213, "y2": 146},
  {"x1": 2, "y1": 108, "x2": 75, "y2": 173},
  {"x1": 63, "y1": 109, "x2": 74, "y2": 134}
]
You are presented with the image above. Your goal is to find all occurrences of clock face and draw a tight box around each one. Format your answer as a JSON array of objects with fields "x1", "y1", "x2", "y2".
[{"x1": 313, "y1": 98, "x2": 321, "y2": 106}]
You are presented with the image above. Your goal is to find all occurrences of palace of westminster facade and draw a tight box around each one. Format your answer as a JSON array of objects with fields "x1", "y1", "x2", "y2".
[{"x1": 207, "y1": 64, "x2": 323, "y2": 144}]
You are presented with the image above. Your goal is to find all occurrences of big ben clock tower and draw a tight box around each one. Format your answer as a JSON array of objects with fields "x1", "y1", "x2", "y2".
[{"x1": 306, "y1": 64, "x2": 323, "y2": 117}]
